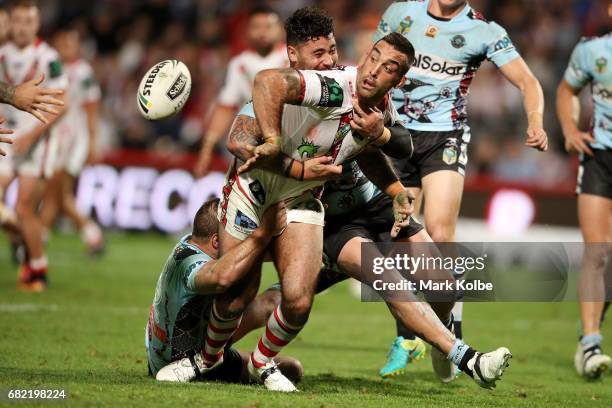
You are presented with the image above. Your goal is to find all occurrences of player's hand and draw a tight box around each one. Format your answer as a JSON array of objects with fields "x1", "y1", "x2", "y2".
[
  {"x1": 303, "y1": 156, "x2": 343, "y2": 181},
  {"x1": 350, "y1": 97, "x2": 385, "y2": 142},
  {"x1": 12, "y1": 74, "x2": 64, "y2": 124},
  {"x1": 391, "y1": 189, "x2": 414, "y2": 238},
  {"x1": 0, "y1": 122, "x2": 14, "y2": 156},
  {"x1": 525, "y1": 124, "x2": 548, "y2": 152},
  {"x1": 259, "y1": 201, "x2": 287, "y2": 237},
  {"x1": 563, "y1": 128, "x2": 595, "y2": 156},
  {"x1": 237, "y1": 142, "x2": 281, "y2": 174}
]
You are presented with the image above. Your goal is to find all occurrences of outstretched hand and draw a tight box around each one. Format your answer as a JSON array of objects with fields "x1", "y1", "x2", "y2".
[{"x1": 12, "y1": 74, "x2": 64, "y2": 124}]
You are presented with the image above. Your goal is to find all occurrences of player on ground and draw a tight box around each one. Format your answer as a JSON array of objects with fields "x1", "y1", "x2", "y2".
[
  {"x1": 0, "y1": 0, "x2": 68, "y2": 291},
  {"x1": 557, "y1": 6, "x2": 612, "y2": 379},
  {"x1": 374, "y1": 0, "x2": 548, "y2": 379},
  {"x1": 157, "y1": 33, "x2": 417, "y2": 392},
  {"x1": 193, "y1": 5, "x2": 287, "y2": 177},
  {"x1": 149, "y1": 199, "x2": 303, "y2": 385},
  {"x1": 39, "y1": 29, "x2": 104, "y2": 255}
]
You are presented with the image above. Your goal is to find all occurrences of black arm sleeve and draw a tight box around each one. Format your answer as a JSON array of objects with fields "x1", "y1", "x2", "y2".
[{"x1": 380, "y1": 124, "x2": 414, "y2": 159}]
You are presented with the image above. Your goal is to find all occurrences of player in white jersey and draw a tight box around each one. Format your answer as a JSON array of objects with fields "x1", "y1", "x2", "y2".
[
  {"x1": 193, "y1": 5, "x2": 288, "y2": 177},
  {"x1": 39, "y1": 29, "x2": 104, "y2": 255},
  {"x1": 0, "y1": 0, "x2": 68, "y2": 291}
]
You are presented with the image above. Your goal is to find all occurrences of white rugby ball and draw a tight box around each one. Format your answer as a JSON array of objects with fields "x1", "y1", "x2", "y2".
[{"x1": 137, "y1": 60, "x2": 191, "y2": 120}]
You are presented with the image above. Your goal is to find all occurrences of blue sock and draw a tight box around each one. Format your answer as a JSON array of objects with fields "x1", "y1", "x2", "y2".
[{"x1": 580, "y1": 333, "x2": 603, "y2": 348}]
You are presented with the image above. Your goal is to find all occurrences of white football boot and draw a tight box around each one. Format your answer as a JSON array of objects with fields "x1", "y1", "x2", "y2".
[
  {"x1": 467, "y1": 347, "x2": 512, "y2": 389},
  {"x1": 247, "y1": 358, "x2": 298, "y2": 392},
  {"x1": 155, "y1": 353, "x2": 223, "y2": 382},
  {"x1": 576, "y1": 342, "x2": 611, "y2": 379}
]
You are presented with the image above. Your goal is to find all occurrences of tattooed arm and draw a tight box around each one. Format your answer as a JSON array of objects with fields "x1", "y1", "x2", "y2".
[
  {"x1": 0, "y1": 75, "x2": 64, "y2": 124},
  {"x1": 228, "y1": 114, "x2": 343, "y2": 181}
]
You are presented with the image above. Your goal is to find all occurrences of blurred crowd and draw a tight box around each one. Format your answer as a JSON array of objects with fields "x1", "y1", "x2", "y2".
[{"x1": 9, "y1": 0, "x2": 612, "y2": 187}]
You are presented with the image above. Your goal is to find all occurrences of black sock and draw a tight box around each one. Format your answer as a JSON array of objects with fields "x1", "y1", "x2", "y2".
[
  {"x1": 454, "y1": 320, "x2": 463, "y2": 340},
  {"x1": 396, "y1": 320, "x2": 416, "y2": 340},
  {"x1": 458, "y1": 347, "x2": 477, "y2": 378}
]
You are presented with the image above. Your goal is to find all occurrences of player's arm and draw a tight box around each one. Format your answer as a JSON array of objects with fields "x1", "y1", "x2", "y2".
[
  {"x1": 194, "y1": 105, "x2": 238, "y2": 178},
  {"x1": 83, "y1": 100, "x2": 100, "y2": 163},
  {"x1": 356, "y1": 147, "x2": 413, "y2": 238},
  {"x1": 230, "y1": 112, "x2": 342, "y2": 180},
  {"x1": 0, "y1": 74, "x2": 64, "y2": 123},
  {"x1": 191, "y1": 203, "x2": 286, "y2": 294},
  {"x1": 557, "y1": 79, "x2": 593, "y2": 155},
  {"x1": 251, "y1": 68, "x2": 305, "y2": 161}
]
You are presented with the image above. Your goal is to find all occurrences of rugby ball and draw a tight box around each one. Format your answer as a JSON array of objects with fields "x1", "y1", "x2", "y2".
[{"x1": 137, "y1": 60, "x2": 191, "y2": 120}]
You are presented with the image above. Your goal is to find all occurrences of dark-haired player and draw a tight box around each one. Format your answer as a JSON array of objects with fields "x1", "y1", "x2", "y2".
[
  {"x1": 150, "y1": 199, "x2": 303, "y2": 385},
  {"x1": 375, "y1": 0, "x2": 548, "y2": 381},
  {"x1": 194, "y1": 5, "x2": 287, "y2": 177},
  {"x1": 557, "y1": 2, "x2": 612, "y2": 379}
]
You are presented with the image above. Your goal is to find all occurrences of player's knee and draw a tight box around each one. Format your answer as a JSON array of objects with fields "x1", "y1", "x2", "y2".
[
  {"x1": 282, "y1": 295, "x2": 313, "y2": 323},
  {"x1": 428, "y1": 225, "x2": 455, "y2": 242}
]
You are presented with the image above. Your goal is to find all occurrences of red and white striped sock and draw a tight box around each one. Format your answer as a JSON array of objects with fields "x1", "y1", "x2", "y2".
[
  {"x1": 251, "y1": 305, "x2": 303, "y2": 368},
  {"x1": 202, "y1": 301, "x2": 242, "y2": 366}
]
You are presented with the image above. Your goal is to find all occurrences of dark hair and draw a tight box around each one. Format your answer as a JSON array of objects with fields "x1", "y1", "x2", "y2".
[
  {"x1": 249, "y1": 5, "x2": 279, "y2": 19},
  {"x1": 192, "y1": 198, "x2": 220, "y2": 240},
  {"x1": 10, "y1": 0, "x2": 38, "y2": 10},
  {"x1": 375, "y1": 32, "x2": 416, "y2": 75},
  {"x1": 285, "y1": 7, "x2": 334, "y2": 46}
]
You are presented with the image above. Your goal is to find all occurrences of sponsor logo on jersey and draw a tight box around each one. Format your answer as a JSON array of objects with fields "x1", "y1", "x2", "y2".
[
  {"x1": 377, "y1": 19, "x2": 390, "y2": 35},
  {"x1": 166, "y1": 72, "x2": 188, "y2": 100},
  {"x1": 412, "y1": 53, "x2": 465, "y2": 77},
  {"x1": 142, "y1": 60, "x2": 170, "y2": 96},
  {"x1": 398, "y1": 16, "x2": 414, "y2": 34},
  {"x1": 596, "y1": 57, "x2": 608, "y2": 74},
  {"x1": 594, "y1": 85, "x2": 612, "y2": 100},
  {"x1": 493, "y1": 36, "x2": 513, "y2": 52},
  {"x1": 425, "y1": 25, "x2": 438, "y2": 38},
  {"x1": 316, "y1": 74, "x2": 344, "y2": 107},
  {"x1": 235, "y1": 210, "x2": 257, "y2": 231},
  {"x1": 248, "y1": 180, "x2": 266, "y2": 205},
  {"x1": 443, "y1": 146, "x2": 457, "y2": 165},
  {"x1": 297, "y1": 138, "x2": 320, "y2": 158},
  {"x1": 451, "y1": 35, "x2": 466, "y2": 49}
]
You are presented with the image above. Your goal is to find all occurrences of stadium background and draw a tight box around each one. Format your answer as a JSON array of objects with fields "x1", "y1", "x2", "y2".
[{"x1": 1, "y1": 0, "x2": 608, "y2": 237}]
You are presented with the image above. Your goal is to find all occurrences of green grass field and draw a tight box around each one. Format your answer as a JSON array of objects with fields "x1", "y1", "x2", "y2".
[{"x1": 0, "y1": 232, "x2": 611, "y2": 407}]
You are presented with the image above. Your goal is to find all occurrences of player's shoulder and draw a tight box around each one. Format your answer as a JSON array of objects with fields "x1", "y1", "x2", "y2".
[
  {"x1": 387, "y1": 0, "x2": 426, "y2": 12},
  {"x1": 172, "y1": 235, "x2": 208, "y2": 264},
  {"x1": 577, "y1": 34, "x2": 611, "y2": 50},
  {"x1": 36, "y1": 39, "x2": 60, "y2": 59}
]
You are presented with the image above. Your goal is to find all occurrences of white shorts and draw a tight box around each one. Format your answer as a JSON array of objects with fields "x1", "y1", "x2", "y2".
[
  {"x1": 218, "y1": 166, "x2": 325, "y2": 241},
  {"x1": 0, "y1": 132, "x2": 59, "y2": 180},
  {"x1": 56, "y1": 130, "x2": 88, "y2": 176}
]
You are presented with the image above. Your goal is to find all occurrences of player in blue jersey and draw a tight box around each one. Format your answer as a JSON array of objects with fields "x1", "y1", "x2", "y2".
[
  {"x1": 150, "y1": 199, "x2": 303, "y2": 386},
  {"x1": 557, "y1": 9, "x2": 612, "y2": 379},
  {"x1": 374, "y1": 0, "x2": 548, "y2": 380}
]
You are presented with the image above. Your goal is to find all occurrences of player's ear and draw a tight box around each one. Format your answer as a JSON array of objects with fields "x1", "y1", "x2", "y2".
[
  {"x1": 211, "y1": 233, "x2": 219, "y2": 251},
  {"x1": 287, "y1": 45, "x2": 298, "y2": 66},
  {"x1": 395, "y1": 75, "x2": 407, "y2": 89}
]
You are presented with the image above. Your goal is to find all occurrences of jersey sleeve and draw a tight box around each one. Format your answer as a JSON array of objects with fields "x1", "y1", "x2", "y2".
[
  {"x1": 563, "y1": 41, "x2": 592, "y2": 90},
  {"x1": 484, "y1": 22, "x2": 521, "y2": 68},
  {"x1": 373, "y1": 2, "x2": 404, "y2": 42},
  {"x1": 298, "y1": 69, "x2": 351, "y2": 112},
  {"x1": 217, "y1": 57, "x2": 249, "y2": 108},
  {"x1": 183, "y1": 255, "x2": 209, "y2": 293},
  {"x1": 237, "y1": 101, "x2": 255, "y2": 118},
  {"x1": 80, "y1": 64, "x2": 101, "y2": 104},
  {"x1": 43, "y1": 49, "x2": 68, "y2": 89}
]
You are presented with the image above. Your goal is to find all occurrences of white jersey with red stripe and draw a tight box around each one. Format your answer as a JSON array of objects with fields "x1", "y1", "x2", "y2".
[
  {"x1": 55, "y1": 59, "x2": 101, "y2": 175},
  {"x1": 0, "y1": 40, "x2": 68, "y2": 134},
  {"x1": 217, "y1": 46, "x2": 288, "y2": 108},
  {"x1": 0, "y1": 40, "x2": 68, "y2": 179},
  {"x1": 232, "y1": 66, "x2": 397, "y2": 207}
]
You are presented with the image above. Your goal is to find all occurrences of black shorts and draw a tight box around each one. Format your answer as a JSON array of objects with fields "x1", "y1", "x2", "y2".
[
  {"x1": 577, "y1": 149, "x2": 612, "y2": 199},
  {"x1": 148, "y1": 347, "x2": 243, "y2": 383},
  {"x1": 392, "y1": 129, "x2": 468, "y2": 188},
  {"x1": 323, "y1": 194, "x2": 424, "y2": 264}
]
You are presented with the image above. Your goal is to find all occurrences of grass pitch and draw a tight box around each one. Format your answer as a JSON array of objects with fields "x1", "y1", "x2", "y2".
[{"x1": 0, "y1": 232, "x2": 611, "y2": 407}]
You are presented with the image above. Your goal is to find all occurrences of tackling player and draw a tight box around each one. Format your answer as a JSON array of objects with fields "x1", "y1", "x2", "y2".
[
  {"x1": 374, "y1": 0, "x2": 548, "y2": 379},
  {"x1": 40, "y1": 29, "x2": 104, "y2": 255},
  {"x1": 557, "y1": 5, "x2": 612, "y2": 379},
  {"x1": 193, "y1": 5, "x2": 287, "y2": 177},
  {"x1": 0, "y1": 0, "x2": 68, "y2": 291},
  {"x1": 149, "y1": 199, "x2": 303, "y2": 385}
]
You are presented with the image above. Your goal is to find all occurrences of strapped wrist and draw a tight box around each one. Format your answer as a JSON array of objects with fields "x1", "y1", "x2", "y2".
[{"x1": 371, "y1": 127, "x2": 391, "y2": 147}]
